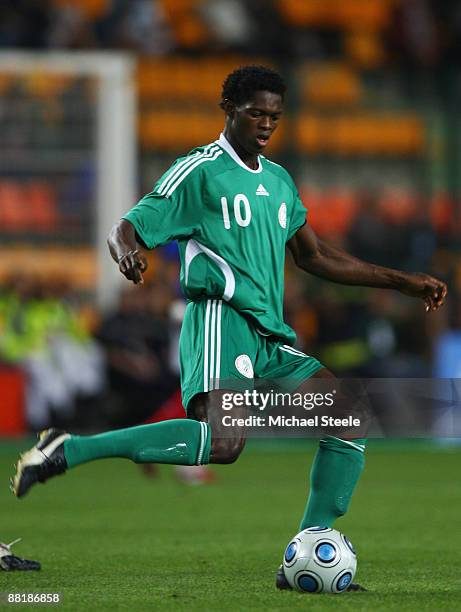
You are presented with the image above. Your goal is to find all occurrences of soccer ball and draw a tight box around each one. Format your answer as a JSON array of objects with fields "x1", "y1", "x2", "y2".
[{"x1": 282, "y1": 527, "x2": 357, "y2": 593}]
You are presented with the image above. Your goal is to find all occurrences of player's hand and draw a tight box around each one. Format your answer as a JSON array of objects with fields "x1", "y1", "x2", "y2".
[
  {"x1": 399, "y1": 272, "x2": 447, "y2": 312},
  {"x1": 118, "y1": 249, "x2": 148, "y2": 284}
]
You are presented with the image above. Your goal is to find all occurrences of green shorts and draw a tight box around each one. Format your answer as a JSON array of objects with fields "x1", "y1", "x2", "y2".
[{"x1": 179, "y1": 299, "x2": 324, "y2": 412}]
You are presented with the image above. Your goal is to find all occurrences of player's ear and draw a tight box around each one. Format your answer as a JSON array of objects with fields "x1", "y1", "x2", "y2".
[{"x1": 221, "y1": 99, "x2": 235, "y2": 117}]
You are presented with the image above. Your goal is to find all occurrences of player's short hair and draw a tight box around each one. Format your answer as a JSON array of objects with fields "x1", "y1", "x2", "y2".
[{"x1": 220, "y1": 65, "x2": 286, "y2": 108}]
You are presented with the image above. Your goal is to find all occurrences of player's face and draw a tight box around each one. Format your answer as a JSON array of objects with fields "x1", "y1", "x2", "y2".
[{"x1": 230, "y1": 91, "x2": 283, "y2": 154}]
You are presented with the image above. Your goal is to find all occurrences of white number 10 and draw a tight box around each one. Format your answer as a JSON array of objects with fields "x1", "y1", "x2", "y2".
[{"x1": 221, "y1": 194, "x2": 252, "y2": 229}]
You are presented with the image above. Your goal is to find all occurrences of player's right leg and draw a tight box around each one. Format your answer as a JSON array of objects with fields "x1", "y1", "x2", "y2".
[
  {"x1": 11, "y1": 417, "x2": 212, "y2": 498},
  {"x1": 11, "y1": 389, "x2": 247, "y2": 498},
  {"x1": 12, "y1": 299, "x2": 254, "y2": 498},
  {"x1": 188, "y1": 391, "x2": 247, "y2": 464}
]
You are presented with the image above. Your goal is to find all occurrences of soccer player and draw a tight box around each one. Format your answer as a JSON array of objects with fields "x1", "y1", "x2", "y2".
[{"x1": 12, "y1": 66, "x2": 446, "y2": 591}]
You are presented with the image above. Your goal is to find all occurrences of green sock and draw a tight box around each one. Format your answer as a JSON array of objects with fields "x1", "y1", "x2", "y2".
[
  {"x1": 299, "y1": 437, "x2": 366, "y2": 530},
  {"x1": 63, "y1": 420, "x2": 211, "y2": 468}
]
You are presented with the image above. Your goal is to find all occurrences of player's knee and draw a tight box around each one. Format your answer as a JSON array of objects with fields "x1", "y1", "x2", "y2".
[{"x1": 211, "y1": 438, "x2": 244, "y2": 464}]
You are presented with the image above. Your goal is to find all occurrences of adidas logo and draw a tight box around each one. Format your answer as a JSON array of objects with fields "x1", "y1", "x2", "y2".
[{"x1": 256, "y1": 184, "x2": 269, "y2": 197}]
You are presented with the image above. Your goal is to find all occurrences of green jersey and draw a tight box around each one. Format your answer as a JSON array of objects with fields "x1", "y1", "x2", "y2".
[{"x1": 123, "y1": 133, "x2": 307, "y2": 345}]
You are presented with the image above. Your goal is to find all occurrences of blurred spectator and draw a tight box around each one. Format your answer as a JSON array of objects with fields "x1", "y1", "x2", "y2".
[
  {"x1": 201, "y1": 0, "x2": 298, "y2": 57},
  {"x1": 433, "y1": 294, "x2": 461, "y2": 377},
  {"x1": 96, "y1": 282, "x2": 177, "y2": 427},
  {"x1": 200, "y1": 0, "x2": 253, "y2": 53},
  {"x1": 347, "y1": 192, "x2": 393, "y2": 267},
  {"x1": 0, "y1": 276, "x2": 105, "y2": 430},
  {"x1": 388, "y1": 0, "x2": 438, "y2": 69},
  {"x1": 313, "y1": 287, "x2": 370, "y2": 376},
  {"x1": 0, "y1": 0, "x2": 51, "y2": 48},
  {"x1": 47, "y1": 5, "x2": 97, "y2": 49},
  {"x1": 242, "y1": 0, "x2": 292, "y2": 58},
  {"x1": 432, "y1": 293, "x2": 461, "y2": 438},
  {"x1": 95, "y1": 0, "x2": 174, "y2": 55}
]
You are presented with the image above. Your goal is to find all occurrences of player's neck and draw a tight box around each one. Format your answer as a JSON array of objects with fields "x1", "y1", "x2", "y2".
[{"x1": 222, "y1": 130, "x2": 259, "y2": 170}]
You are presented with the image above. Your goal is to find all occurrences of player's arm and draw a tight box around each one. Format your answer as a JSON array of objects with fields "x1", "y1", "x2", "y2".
[
  {"x1": 287, "y1": 222, "x2": 447, "y2": 312},
  {"x1": 107, "y1": 219, "x2": 148, "y2": 285}
]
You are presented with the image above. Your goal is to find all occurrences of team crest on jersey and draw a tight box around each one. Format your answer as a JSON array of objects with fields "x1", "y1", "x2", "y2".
[
  {"x1": 278, "y1": 203, "x2": 287, "y2": 229},
  {"x1": 235, "y1": 354, "x2": 254, "y2": 378}
]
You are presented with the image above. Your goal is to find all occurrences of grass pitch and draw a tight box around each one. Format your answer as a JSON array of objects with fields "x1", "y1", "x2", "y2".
[{"x1": 0, "y1": 439, "x2": 460, "y2": 611}]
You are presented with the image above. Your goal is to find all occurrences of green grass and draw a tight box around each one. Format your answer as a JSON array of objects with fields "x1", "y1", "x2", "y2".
[{"x1": 0, "y1": 440, "x2": 460, "y2": 611}]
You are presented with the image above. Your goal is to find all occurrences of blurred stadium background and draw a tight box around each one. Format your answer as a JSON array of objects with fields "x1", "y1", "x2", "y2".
[{"x1": 0, "y1": 0, "x2": 460, "y2": 437}]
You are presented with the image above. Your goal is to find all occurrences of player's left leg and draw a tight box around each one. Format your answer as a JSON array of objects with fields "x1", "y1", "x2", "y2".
[
  {"x1": 255, "y1": 341, "x2": 368, "y2": 591},
  {"x1": 276, "y1": 369, "x2": 368, "y2": 591},
  {"x1": 257, "y1": 346, "x2": 368, "y2": 529},
  {"x1": 282, "y1": 368, "x2": 368, "y2": 591},
  {"x1": 297, "y1": 368, "x2": 368, "y2": 530}
]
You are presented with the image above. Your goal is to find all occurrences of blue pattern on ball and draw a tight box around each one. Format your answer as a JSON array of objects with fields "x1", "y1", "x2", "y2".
[
  {"x1": 337, "y1": 572, "x2": 352, "y2": 591},
  {"x1": 284, "y1": 541, "x2": 297, "y2": 563},
  {"x1": 315, "y1": 543, "x2": 336, "y2": 563},
  {"x1": 298, "y1": 574, "x2": 318, "y2": 592}
]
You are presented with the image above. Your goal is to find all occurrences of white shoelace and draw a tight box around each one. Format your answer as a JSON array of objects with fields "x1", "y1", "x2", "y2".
[{"x1": 0, "y1": 538, "x2": 21, "y2": 556}]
